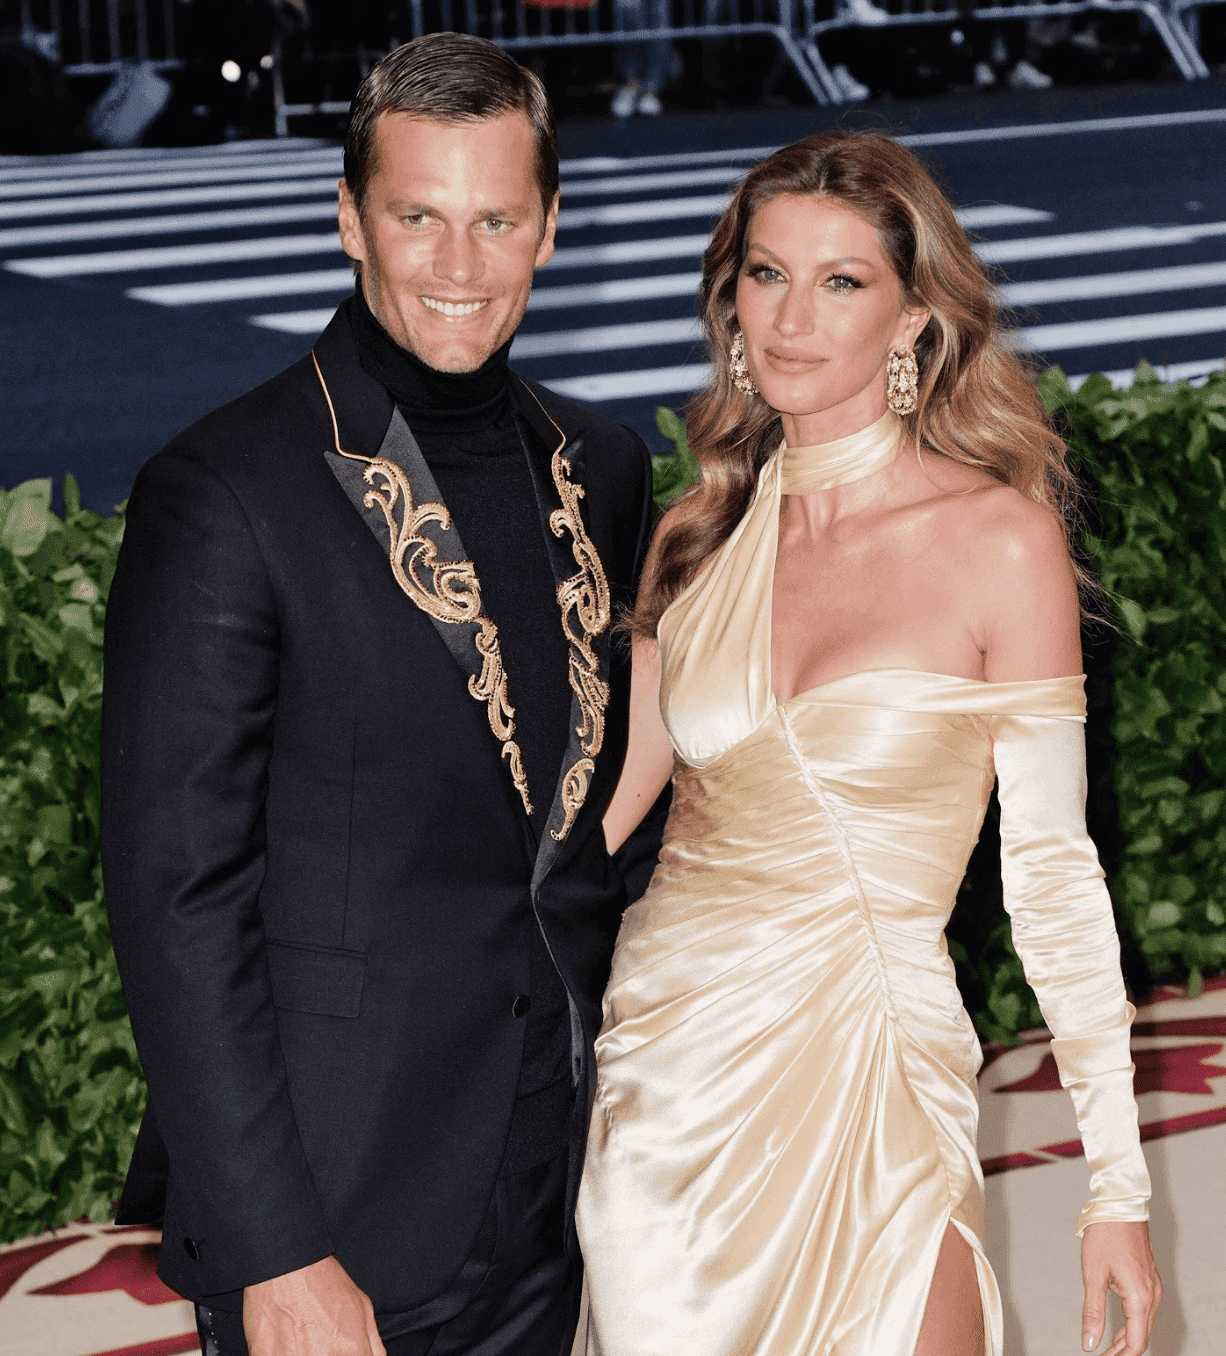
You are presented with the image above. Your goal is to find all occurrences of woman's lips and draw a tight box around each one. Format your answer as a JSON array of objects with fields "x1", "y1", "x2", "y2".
[{"x1": 762, "y1": 348, "x2": 825, "y2": 372}]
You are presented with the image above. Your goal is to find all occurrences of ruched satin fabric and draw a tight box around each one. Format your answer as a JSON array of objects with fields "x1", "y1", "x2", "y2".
[{"x1": 574, "y1": 440, "x2": 1149, "y2": 1356}]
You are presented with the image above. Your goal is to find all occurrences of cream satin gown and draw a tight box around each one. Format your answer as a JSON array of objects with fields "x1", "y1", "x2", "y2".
[{"x1": 574, "y1": 414, "x2": 1150, "y2": 1356}]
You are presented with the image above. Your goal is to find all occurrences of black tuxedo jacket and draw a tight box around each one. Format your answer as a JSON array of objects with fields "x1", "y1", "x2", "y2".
[{"x1": 101, "y1": 306, "x2": 659, "y2": 1315}]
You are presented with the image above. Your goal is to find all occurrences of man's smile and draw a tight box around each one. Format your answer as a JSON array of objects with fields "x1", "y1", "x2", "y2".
[{"x1": 420, "y1": 296, "x2": 490, "y2": 317}]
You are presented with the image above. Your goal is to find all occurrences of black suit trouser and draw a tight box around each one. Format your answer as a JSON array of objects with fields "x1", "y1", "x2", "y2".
[{"x1": 194, "y1": 1154, "x2": 577, "y2": 1356}]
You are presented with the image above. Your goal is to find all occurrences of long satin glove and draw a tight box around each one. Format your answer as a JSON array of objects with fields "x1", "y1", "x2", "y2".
[{"x1": 990, "y1": 709, "x2": 1151, "y2": 1237}]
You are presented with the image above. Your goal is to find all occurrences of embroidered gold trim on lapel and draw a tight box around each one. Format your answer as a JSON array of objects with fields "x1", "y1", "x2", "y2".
[
  {"x1": 537, "y1": 411, "x2": 612, "y2": 842},
  {"x1": 314, "y1": 355, "x2": 532, "y2": 816}
]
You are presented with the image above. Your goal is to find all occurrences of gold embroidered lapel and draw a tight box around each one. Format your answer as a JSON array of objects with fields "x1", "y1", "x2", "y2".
[
  {"x1": 314, "y1": 355, "x2": 532, "y2": 816},
  {"x1": 522, "y1": 386, "x2": 612, "y2": 844}
]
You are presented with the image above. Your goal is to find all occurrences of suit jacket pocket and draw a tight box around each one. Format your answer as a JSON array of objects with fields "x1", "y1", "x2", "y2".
[{"x1": 266, "y1": 939, "x2": 367, "y2": 1018}]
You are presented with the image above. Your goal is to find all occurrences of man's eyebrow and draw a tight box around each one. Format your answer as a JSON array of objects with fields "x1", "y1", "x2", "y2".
[{"x1": 381, "y1": 199, "x2": 533, "y2": 221}]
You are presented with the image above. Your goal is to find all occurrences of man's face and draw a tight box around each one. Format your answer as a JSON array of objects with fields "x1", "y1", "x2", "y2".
[{"x1": 338, "y1": 111, "x2": 558, "y2": 374}]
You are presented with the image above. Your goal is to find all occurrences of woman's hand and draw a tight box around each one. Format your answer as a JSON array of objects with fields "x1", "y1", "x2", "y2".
[{"x1": 1080, "y1": 1220, "x2": 1161, "y2": 1354}]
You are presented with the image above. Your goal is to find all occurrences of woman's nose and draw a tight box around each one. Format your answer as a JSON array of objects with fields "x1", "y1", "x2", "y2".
[{"x1": 774, "y1": 287, "x2": 815, "y2": 339}]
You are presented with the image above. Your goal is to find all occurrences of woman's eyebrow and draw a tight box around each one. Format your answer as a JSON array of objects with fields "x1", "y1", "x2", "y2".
[{"x1": 744, "y1": 243, "x2": 877, "y2": 270}]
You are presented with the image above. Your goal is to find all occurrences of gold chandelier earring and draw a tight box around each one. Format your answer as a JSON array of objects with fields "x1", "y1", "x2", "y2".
[
  {"x1": 886, "y1": 347, "x2": 919, "y2": 416},
  {"x1": 730, "y1": 329, "x2": 758, "y2": 396}
]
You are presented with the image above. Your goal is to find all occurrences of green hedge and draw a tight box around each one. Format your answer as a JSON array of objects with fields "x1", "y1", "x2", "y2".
[
  {"x1": 1, "y1": 364, "x2": 1223, "y2": 1241},
  {"x1": 0, "y1": 480, "x2": 142, "y2": 1244}
]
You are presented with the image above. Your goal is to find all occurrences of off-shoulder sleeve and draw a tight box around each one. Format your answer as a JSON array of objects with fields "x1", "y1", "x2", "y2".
[{"x1": 989, "y1": 705, "x2": 1150, "y2": 1236}]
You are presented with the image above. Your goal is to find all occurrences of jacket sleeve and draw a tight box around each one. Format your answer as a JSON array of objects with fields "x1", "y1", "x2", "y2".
[
  {"x1": 991, "y1": 710, "x2": 1151, "y2": 1236},
  {"x1": 102, "y1": 448, "x2": 334, "y2": 1291}
]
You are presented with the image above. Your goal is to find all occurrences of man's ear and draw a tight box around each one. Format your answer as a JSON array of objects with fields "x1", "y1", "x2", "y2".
[
  {"x1": 535, "y1": 191, "x2": 561, "y2": 270},
  {"x1": 337, "y1": 179, "x2": 368, "y2": 268}
]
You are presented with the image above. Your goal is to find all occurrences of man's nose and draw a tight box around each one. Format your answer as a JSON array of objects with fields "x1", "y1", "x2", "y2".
[{"x1": 433, "y1": 226, "x2": 481, "y2": 288}]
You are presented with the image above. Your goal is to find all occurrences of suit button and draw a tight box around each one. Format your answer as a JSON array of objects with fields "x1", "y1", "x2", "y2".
[
  {"x1": 512, "y1": 994, "x2": 531, "y2": 1018},
  {"x1": 183, "y1": 1237, "x2": 201, "y2": 1261}
]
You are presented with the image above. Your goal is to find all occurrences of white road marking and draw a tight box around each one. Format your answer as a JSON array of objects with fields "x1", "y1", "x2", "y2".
[
  {"x1": 558, "y1": 196, "x2": 731, "y2": 229},
  {"x1": 7, "y1": 235, "x2": 345, "y2": 276},
  {"x1": 128, "y1": 269, "x2": 355, "y2": 304},
  {"x1": 548, "y1": 234, "x2": 710, "y2": 269},
  {"x1": 1000, "y1": 260, "x2": 1226, "y2": 306},
  {"x1": 251, "y1": 308, "x2": 337, "y2": 333},
  {"x1": 545, "y1": 364, "x2": 711, "y2": 401},
  {"x1": 0, "y1": 203, "x2": 341, "y2": 249},
  {"x1": 1020, "y1": 305, "x2": 1226, "y2": 351},
  {"x1": 0, "y1": 177, "x2": 339, "y2": 222},
  {"x1": 560, "y1": 167, "x2": 745, "y2": 198},
  {"x1": 513, "y1": 317, "x2": 702, "y2": 359},
  {"x1": 552, "y1": 107, "x2": 1226, "y2": 176},
  {"x1": 0, "y1": 154, "x2": 342, "y2": 197},
  {"x1": 527, "y1": 273, "x2": 703, "y2": 310},
  {"x1": 1068, "y1": 357, "x2": 1225, "y2": 388},
  {"x1": 978, "y1": 220, "x2": 1226, "y2": 264}
]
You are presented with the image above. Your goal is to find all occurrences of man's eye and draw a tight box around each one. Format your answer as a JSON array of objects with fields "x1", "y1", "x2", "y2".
[
  {"x1": 484, "y1": 218, "x2": 512, "y2": 233},
  {"x1": 402, "y1": 213, "x2": 430, "y2": 228}
]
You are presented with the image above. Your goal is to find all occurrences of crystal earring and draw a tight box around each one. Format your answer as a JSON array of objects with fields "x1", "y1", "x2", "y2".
[
  {"x1": 730, "y1": 329, "x2": 758, "y2": 396},
  {"x1": 886, "y1": 346, "x2": 919, "y2": 416}
]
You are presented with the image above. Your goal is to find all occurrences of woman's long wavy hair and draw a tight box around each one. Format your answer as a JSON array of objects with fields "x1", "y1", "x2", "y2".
[{"x1": 634, "y1": 130, "x2": 1086, "y2": 637}]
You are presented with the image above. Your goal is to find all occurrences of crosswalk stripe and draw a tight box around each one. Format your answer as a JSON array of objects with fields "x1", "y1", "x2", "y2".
[
  {"x1": 7, "y1": 234, "x2": 344, "y2": 277},
  {"x1": 558, "y1": 196, "x2": 730, "y2": 229},
  {"x1": 978, "y1": 220, "x2": 1226, "y2": 264},
  {"x1": 549, "y1": 234, "x2": 710, "y2": 269},
  {"x1": 545, "y1": 364, "x2": 712, "y2": 401},
  {"x1": 0, "y1": 178, "x2": 338, "y2": 222},
  {"x1": 559, "y1": 148, "x2": 774, "y2": 175},
  {"x1": 513, "y1": 318, "x2": 702, "y2": 359},
  {"x1": 1069, "y1": 357, "x2": 1225, "y2": 388},
  {"x1": 129, "y1": 268, "x2": 705, "y2": 308},
  {"x1": 1020, "y1": 305, "x2": 1226, "y2": 350},
  {"x1": 527, "y1": 273, "x2": 703, "y2": 310},
  {"x1": 128, "y1": 269, "x2": 354, "y2": 304},
  {"x1": 7, "y1": 231, "x2": 714, "y2": 278},
  {"x1": 0, "y1": 155, "x2": 342, "y2": 198},
  {"x1": 1000, "y1": 261, "x2": 1226, "y2": 306},
  {"x1": 957, "y1": 205, "x2": 1054, "y2": 229},
  {"x1": 561, "y1": 167, "x2": 745, "y2": 198},
  {"x1": 251, "y1": 308, "x2": 338, "y2": 334},
  {"x1": 0, "y1": 203, "x2": 341, "y2": 249}
]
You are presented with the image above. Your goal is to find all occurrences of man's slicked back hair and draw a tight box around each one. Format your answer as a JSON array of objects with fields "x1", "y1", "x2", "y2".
[{"x1": 343, "y1": 32, "x2": 559, "y2": 222}]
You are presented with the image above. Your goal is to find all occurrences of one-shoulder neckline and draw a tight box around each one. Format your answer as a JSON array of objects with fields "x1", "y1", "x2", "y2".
[{"x1": 774, "y1": 668, "x2": 1086, "y2": 709}]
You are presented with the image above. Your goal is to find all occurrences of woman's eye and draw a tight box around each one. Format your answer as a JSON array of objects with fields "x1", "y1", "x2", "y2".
[
  {"x1": 827, "y1": 273, "x2": 863, "y2": 294},
  {"x1": 746, "y1": 263, "x2": 784, "y2": 284}
]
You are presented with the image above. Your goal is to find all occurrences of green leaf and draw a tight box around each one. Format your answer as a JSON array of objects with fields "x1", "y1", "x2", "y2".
[{"x1": 1, "y1": 480, "x2": 54, "y2": 558}]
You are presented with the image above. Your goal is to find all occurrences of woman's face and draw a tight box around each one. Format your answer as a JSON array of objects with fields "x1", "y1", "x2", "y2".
[{"x1": 734, "y1": 194, "x2": 930, "y2": 443}]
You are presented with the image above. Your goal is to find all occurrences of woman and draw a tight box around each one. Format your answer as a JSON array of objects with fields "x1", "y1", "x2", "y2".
[{"x1": 574, "y1": 132, "x2": 1162, "y2": 1356}]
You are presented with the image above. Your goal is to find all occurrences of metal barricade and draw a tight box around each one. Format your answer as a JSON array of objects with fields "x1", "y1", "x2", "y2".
[
  {"x1": 12, "y1": 0, "x2": 180, "y2": 73},
  {"x1": 272, "y1": 0, "x2": 837, "y2": 134},
  {"x1": 801, "y1": 0, "x2": 1209, "y2": 101}
]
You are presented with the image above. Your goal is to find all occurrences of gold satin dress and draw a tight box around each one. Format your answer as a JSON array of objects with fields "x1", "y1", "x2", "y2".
[{"x1": 574, "y1": 415, "x2": 1150, "y2": 1356}]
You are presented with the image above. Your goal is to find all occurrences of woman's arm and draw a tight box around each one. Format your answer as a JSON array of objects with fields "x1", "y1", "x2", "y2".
[
  {"x1": 603, "y1": 635, "x2": 674, "y2": 855},
  {"x1": 975, "y1": 494, "x2": 1161, "y2": 1356}
]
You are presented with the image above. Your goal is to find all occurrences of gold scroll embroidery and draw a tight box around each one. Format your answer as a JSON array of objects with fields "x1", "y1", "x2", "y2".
[
  {"x1": 313, "y1": 355, "x2": 532, "y2": 816},
  {"x1": 549, "y1": 450, "x2": 611, "y2": 841}
]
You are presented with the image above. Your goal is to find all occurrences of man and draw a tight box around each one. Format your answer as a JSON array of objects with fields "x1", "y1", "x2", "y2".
[{"x1": 102, "y1": 33, "x2": 663, "y2": 1356}]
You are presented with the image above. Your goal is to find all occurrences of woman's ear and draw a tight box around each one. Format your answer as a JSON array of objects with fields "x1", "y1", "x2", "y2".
[{"x1": 899, "y1": 305, "x2": 931, "y2": 351}]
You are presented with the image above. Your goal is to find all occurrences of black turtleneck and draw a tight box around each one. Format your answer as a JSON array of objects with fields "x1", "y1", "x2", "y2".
[{"x1": 349, "y1": 291, "x2": 574, "y2": 1171}]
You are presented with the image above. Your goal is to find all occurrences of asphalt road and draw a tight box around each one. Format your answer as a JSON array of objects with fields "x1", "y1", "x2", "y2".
[{"x1": 2, "y1": 75, "x2": 1224, "y2": 513}]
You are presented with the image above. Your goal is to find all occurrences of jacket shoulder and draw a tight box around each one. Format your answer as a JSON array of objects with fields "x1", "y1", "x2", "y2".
[{"x1": 145, "y1": 352, "x2": 326, "y2": 487}]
